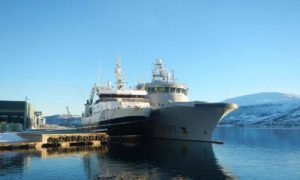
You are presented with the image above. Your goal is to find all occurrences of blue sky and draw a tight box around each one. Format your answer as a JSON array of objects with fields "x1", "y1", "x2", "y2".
[{"x1": 0, "y1": 0, "x2": 299, "y2": 115}]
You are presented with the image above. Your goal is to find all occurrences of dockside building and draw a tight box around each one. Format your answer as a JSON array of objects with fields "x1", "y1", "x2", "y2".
[{"x1": 0, "y1": 100, "x2": 36, "y2": 132}]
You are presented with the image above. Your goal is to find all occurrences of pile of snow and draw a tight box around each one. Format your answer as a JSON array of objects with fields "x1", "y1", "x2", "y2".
[{"x1": 0, "y1": 133, "x2": 26, "y2": 143}]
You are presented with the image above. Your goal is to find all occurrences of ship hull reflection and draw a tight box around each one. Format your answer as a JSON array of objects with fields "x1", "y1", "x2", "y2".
[{"x1": 103, "y1": 139, "x2": 234, "y2": 179}]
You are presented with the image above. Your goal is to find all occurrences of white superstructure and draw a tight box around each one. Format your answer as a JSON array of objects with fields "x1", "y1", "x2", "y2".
[
  {"x1": 81, "y1": 59, "x2": 151, "y2": 135},
  {"x1": 143, "y1": 59, "x2": 238, "y2": 141}
]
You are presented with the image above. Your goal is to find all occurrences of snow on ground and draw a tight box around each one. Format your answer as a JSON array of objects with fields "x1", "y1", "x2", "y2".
[{"x1": 0, "y1": 133, "x2": 26, "y2": 143}]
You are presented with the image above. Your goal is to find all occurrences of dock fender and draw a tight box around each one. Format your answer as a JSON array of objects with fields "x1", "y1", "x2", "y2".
[
  {"x1": 88, "y1": 136, "x2": 94, "y2": 141},
  {"x1": 65, "y1": 136, "x2": 71, "y2": 142},
  {"x1": 47, "y1": 137, "x2": 54, "y2": 143},
  {"x1": 71, "y1": 136, "x2": 76, "y2": 142},
  {"x1": 83, "y1": 136, "x2": 89, "y2": 142}
]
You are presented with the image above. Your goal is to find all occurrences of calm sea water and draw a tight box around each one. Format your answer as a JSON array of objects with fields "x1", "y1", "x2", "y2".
[{"x1": 1, "y1": 127, "x2": 300, "y2": 180}]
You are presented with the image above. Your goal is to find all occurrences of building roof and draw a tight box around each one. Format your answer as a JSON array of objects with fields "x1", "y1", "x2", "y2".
[{"x1": 0, "y1": 101, "x2": 27, "y2": 110}]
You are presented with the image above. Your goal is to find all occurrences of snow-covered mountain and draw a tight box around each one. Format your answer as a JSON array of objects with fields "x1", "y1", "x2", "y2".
[
  {"x1": 225, "y1": 92, "x2": 300, "y2": 106},
  {"x1": 45, "y1": 114, "x2": 81, "y2": 127},
  {"x1": 221, "y1": 92, "x2": 300, "y2": 127},
  {"x1": 43, "y1": 92, "x2": 300, "y2": 128}
]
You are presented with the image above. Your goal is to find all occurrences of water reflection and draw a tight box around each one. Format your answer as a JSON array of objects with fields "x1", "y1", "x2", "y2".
[
  {"x1": 2, "y1": 127, "x2": 299, "y2": 179},
  {"x1": 213, "y1": 127, "x2": 300, "y2": 179},
  {"x1": 0, "y1": 150, "x2": 39, "y2": 179},
  {"x1": 0, "y1": 139, "x2": 233, "y2": 179},
  {"x1": 214, "y1": 127, "x2": 300, "y2": 150},
  {"x1": 91, "y1": 139, "x2": 233, "y2": 179},
  {"x1": 40, "y1": 146, "x2": 108, "y2": 159}
]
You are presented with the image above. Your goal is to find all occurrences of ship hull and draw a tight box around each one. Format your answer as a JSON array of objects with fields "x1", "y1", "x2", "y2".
[
  {"x1": 143, "y1": 102, "x2": 237, "y2": 142},
  {"x1": 81, "y1": 107, "x2": 151, "y2": 136}
]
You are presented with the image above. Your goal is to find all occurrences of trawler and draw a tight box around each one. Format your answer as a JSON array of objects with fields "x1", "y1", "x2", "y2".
[
  {"x1": 142, "y1": 59, "x2": 238, "y2": 142},
  {"x1": 81, "y1": 59, "x2": 151, "y2": 135}
]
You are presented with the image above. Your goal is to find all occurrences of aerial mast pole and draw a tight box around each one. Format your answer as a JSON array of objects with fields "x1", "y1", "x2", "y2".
[{"x1": 115, "y1": 57, "x2": 124, "y2": 90}]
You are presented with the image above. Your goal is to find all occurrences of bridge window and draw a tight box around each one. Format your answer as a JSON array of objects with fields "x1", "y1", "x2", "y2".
[
  {"x1": 157, "y1": 87, "x2": 163, "y2": 92},
  {"x1": 159, "y1": 87, "x2": 169, "y2": 93},
  {"x1": 146, "y1": 87, "x2": 155, "y2": 93},
  {"x1": 170, "y1": 87, "x2": 176, "y2": 93}
]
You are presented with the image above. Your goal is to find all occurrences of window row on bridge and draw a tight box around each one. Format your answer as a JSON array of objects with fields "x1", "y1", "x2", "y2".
[
  {"x1": 146, "y1": 87, "x2": 188, "y2": 95},
  {"x1": 99, "y1": 94, "x2": 146, "y2": 99}
]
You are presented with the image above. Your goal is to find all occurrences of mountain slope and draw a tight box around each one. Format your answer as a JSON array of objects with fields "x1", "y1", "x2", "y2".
[
  {"x1": 225, "y1": 92, "x2": 300, "y2": 106},
  {"x1": 221, "y1": 92, "x2": 300, "y2": 127},
  {"x1": 45, "y1": 114, "x2": 81, "y2": 127}
]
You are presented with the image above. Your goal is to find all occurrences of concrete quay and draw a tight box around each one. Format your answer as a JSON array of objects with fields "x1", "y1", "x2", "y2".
[{"x1": 0, "y1": 130, "x2": 109, "y2": 150}]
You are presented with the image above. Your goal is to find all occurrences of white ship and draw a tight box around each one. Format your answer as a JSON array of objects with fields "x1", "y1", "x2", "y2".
[
  {"x1": 81, "y1": 59, "x2": 151, "y2": 135},
  {"x1": 142, "y1": 59, "x2": 238, "y2": 142}
]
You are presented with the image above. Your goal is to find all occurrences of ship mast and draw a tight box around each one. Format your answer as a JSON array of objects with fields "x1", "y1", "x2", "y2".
[
  {"x1": 115, "y1": 58, "x2": 125, "y2": 90},
  {"x1": 152, "y1": 58, "x2": 170, "y2": 82}
]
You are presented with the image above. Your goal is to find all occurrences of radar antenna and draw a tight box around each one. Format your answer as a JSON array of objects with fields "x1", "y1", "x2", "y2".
[
  {"x1": 115, "y1": 57, "x2": 125, "y2": 90},
  {"x1": 152, "y1": 58, "x2": 170, "y2": 82},
  {"x1": 98, "y1": 58, "x2": 102, "y2": 88}
]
